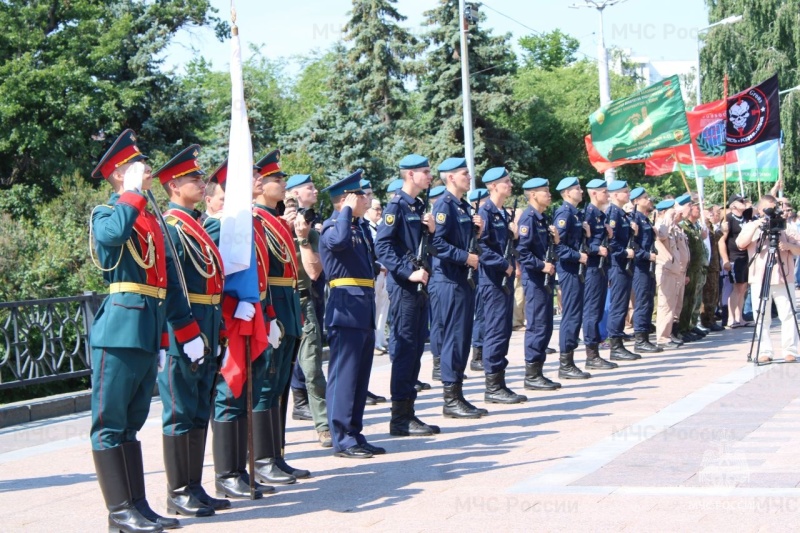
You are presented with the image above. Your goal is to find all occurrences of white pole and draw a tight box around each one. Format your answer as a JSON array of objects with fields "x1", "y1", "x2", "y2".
[
  {"x1": 689, "y1": 143, "x2": 705, "y2": 216},
  {"x1": 597, "y1": 7, "x2": 615, "y2": 184},
  {"x1": 735, "y1": 159, "x2": 745, "y2": 197},
  {"x1": 458, "y1": 0, "x2": 476, "y2": 191},
  {"x1": 777, "y1": 146, "x2": 784, "y2": 198}
]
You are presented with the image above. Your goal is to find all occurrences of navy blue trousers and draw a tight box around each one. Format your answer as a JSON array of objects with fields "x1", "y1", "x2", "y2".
[
  {"x1": 523, "y1": 277, "x2": 554, "y2": 364},
  {"x1": 388, "y1": 283, "x2": 427, "y2": 401},
  {"x1": 478, "y1": 282, "x2": 514, "y2": 374},
  {"x1": 607, "y1": 266, "x2": 633, "y2": 338},
  {"x1": 557, "y1": 269, "x2": 583, "y2": 353},
  {"x1": 632, "y1": 267, "x2": 655, "y2": 333},
  {"x1": 472, "y1": 293, "x2": 484, "y2": 349},
  {"x1": 326, "y1": 326, "x2": 375, "y2": 452},
  {"x1": 582, "y1": 266, "x2": 608, "y2": 345},
  {"x1": 435, "y1": 280, "x2": 475, "y2": 383},
  {"x1": 428, "y1": 280, "x2": 442, "y2": 358}
]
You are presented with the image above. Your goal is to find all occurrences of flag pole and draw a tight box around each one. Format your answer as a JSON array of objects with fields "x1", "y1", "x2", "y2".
[
  {"x1": 674, "y1": 150, "x2": 692, "y2": 194},
  {"x1": 722, "y1": 74, "x2": 729, "y2": 218},
  {"x1": 736, "y1": 158, "x2": 745, "y2": 196},
  {"x1": 689, "y1": 143, "x2": 706, "y2": 216}
]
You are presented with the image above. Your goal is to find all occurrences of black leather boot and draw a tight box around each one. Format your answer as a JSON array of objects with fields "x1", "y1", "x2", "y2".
[
  {"x1": 524, "y1": 362, "x2": 560, "y2": 390},
  {"x1": 235, "y1": 417, "x2": 273, "y2": 495},
  {"x1": 253, "y1": 409, "x2": 296, "y2": 485},
  {"x1": 484, "y1": 370, "x2": 527, "y2": 403},
  {"x1": 271, "y1": 406, "x2": 311, "y2": 479},
  {"x1": 163, "y1": 434, "x2": 214, "y2": 517},
  {"x1": 187, "y1": 428, "x2": 230, "y2": 511},
  {"x1": 469, "y1": 346, "x2": 484, "y2": 371},
  {"x1": 93, "y1": 446, "x2": 164, "y2": 533},
  {"x1": 122, "y1": 441, "x2": 179, "y2": 530},
  {"x1": 559, "y1": 351, "x2": 591, "y2": 379},
  {"x1": 432, "y1": 356, "x2": 441, "y2": 381},
  {"x1": 585, "y1": 344, "x2": 618, "y2": 370},
  {"x1": 291, "y1": 388, "x2": 313, "y2": 421},
  {"x1": 609, "y1": 337, "x2": 641, "y2": 360},
  {"x1": 212, "y1": 419, "x2": 263, "y2": 499},
  {"x1": 390, "y1": 399, "x2": 435, "y2": 436},
  {"x1": 414, "y1": 380, "x2": 431, "y2": 391},
  {"x1": 634, "y1": 332, "x2": 662, "y2": 353},
  {"x1": 442, "y1": 383, "x2": 482, "y2": 419}
]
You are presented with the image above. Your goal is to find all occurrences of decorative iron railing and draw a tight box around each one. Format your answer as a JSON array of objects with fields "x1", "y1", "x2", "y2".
[{"x1": 0, "y1": 292, "x2": 104, "y2": 390}]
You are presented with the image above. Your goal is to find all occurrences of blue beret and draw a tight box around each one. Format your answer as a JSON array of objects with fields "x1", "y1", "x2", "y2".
[
  {"x1": 387, "y1": 179, "x2": 403, "y2": 193},
  {"x1": 586, "y1": 179, "x2": 607, "y2": 189},
  {"x1": 360, "y1": 179, "x2": 372, "y2": 190},
  {"x1": 630, "y1": 187, "x2": 645, "y2": 200},
  {"x1": 438, "y1": 157, "x2": 467, "y2": 172},
  {"x1": 399, "y1": 154, "x2": 430, "y2": 169},
  {"x1": 321, "y1": 169, "x2": 365, "y2": 197},
  {"x1": 675, "y1": 194, "x2": 691, "y2": 206},
  {"x1": 429, "y1": 185, "x2": 446, "y2": 199},
  {"x1": 608, "y1": 180, "x2": 628, "y2": 192},
  {"x1": 555, "y1": 176, "x2": 580, "y2": 192},
  {"x1": 523, "y1": 177, "x2": 549, "y2": 190},
  {"x1": 468, "y1": 188, "x2": 489, "y2": 203},
  {"x1": 286, "y1": 174, "x2": 312, "y2": 190},
  {"x1": 482, "y1": 167, "x2": 508, "y2": 183},
  {"x1": 656, "y1": 199, "x2": 675, "y2": 211}
]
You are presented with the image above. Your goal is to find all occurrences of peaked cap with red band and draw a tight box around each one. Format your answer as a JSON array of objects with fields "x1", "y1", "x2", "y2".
[
  {"x1": 208, "y1": 158, "x2": 228, "y2": 185},
  {"x1": 254, "y1": 149, "x2": 286, "y2": 178},
  {"x1": 153, "y1": 144, "x2": 205, "y2": 185},
  {"x1": 91, "y1": 129, "x2": 148, "y2": 180}
]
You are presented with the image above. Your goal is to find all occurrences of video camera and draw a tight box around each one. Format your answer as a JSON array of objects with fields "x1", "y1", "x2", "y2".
[
  {"x1": 761, "y1": 206, "x2": 787, "y2": 233},
  {"x1": 297, "y1": 207, "x2": 316, "y2": 224}
]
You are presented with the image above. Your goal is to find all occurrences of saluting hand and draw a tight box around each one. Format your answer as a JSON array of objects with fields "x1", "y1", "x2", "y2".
[{"x1": 343, "y1": 193, "x2": 360, "y2": 212}]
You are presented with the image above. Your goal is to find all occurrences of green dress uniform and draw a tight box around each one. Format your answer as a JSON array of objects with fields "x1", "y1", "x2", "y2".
[{"x1": 677, "y1": 216, "x2": 705, "y2": 335}]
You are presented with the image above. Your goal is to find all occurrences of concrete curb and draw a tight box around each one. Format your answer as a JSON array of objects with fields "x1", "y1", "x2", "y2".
[{"x1": 0, "y1": 390, "x2": 92, "y2": 429}]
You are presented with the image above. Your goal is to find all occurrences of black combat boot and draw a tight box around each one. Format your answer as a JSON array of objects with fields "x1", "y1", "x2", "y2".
[
  {"x1": 390, "y1": 399, "x2": 435, "y2": 436},
  {"x1": 414, "y1": 380, "x2": 431, "y2": 391},
  {"x1": 252, "y1": 409, "x2": 296, "y2": 485},
  {"x1": 271, "y1": 406, "x2": 311, "y2": 479},
  {"x1": 559, "y1": 351, "x2": 591, "y2": 379},
  {"x1": 163, "y1": 434, "x2": 215, "y2": 517},
  {"x1": 609, "y1": 337, "x2": 641, "y2": 361},
  {"x1": 442, "y1": 383, "x2": 483, "y2": 419},
  {"x1": 634, "y1": 332, "x2": 662, "y2": 353},
  {"x1": 93, "y1": 446, "x2": 164, "y2": 533},
  {"x1": 584, "y1": 344, "x2": 618, "y2": 370},
  {"x1": 187, "y1": 428, "x2": 230, "y2": 511},
  {"x1": 212, "y1": 419, "x2": 264, "y2": 499},
  {"x1": 122, "y1": 441, "x2": 179, "y2": 530},
  {"x1": 291, "y1": 388, "x2": 312, "y2": 421},
  {"x1": 524, "y1": 362, "x2": 561, "y2": 390},
  {"x1": 432, "y1": 356, "x2": 441, "y2": 381},
  {"x1": 469, "y1": 346, "x2": 484, "y2": 372},
  {"x1": 484, "y1": 370, "x2": 527, "y2": 403}
]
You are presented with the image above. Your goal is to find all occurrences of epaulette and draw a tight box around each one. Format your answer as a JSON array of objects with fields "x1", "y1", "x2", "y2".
[{"x1": 443, "y1": 194, "x2": 452, "y2": 203}]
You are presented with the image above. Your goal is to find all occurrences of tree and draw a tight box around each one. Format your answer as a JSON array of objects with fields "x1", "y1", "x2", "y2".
[
  {"x1": 519, "y1": 28, "x2": 580, "y2": 70},
  {"x1": 0, "y1": 0, "x2": 226, "y2": 191},
  {"x1": 417, "y1": 0, "x2": 536, "y2": 184}
]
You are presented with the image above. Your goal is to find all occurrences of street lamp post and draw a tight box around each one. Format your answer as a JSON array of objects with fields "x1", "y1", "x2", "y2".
[
  {"x1": 695, "y1": 14, "x2": 743, "y2": 105},
  {"x1": 458, "y1": 0, "x2": 477, "y2": 191}
]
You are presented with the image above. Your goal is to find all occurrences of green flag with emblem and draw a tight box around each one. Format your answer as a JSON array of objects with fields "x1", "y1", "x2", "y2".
[{"x1": 589, "y1": 75, "x2": 690, "y2": 162}]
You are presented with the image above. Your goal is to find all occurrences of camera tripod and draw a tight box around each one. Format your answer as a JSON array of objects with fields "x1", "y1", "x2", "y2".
[{"x1": 746, "y1": 229, "x2": 800, "y2": 365}]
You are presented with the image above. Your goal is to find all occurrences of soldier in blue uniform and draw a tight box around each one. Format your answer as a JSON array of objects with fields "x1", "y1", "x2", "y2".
[
  {"x1": 375, "y1": 154, "x2": 441, "y2": 436},
  {"x1": 89, "y1": 129, "x2": 182, "y2": 532},
  {"x1": 153, "y1": 146, "x2": 230, "y2": 517},
  {"x1": 251, "y1": 149, "x2": 309, "y2": 483},
  {"x1": 431, "y1": 158, "x2": 488, "y2": 418},
  {"x1": 468, "y1": 188, "x2": 488, "y2": 372},
  {"x1": 476, "y1": 168, "x2": 527, "y2": 403},
  {"x1": 582, "y1": 179, "x2": 618, "y2": 370},
  {"x1": 553, "y1": 177, "x2": 592, "y2": 380},
  {"x1": 428, "y1": 184, "x2": 445, "y2": 380},
  {"x1": 630, "y1": 187, "x2": 662, "y2": 353},
  {"x1": 320, "y1": 170, "x2": 383, "y2": 458},
  {"x1": 516, "y1": 178, "x2": 561, "y2": 391},
  {"x1": 605, "y1": 181, "x2": 641, "y2": 361}
]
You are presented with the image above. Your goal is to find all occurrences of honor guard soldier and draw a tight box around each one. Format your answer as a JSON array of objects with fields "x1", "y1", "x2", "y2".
[
  {"x1": 605, "y1": 180, "x2": 641, "y2": 361},
  {"x1": 89, "y1": 130, "x2": 178, "y2": 532},
  {"x1": 203, "y1": 159, "x2": 275, "y2": 500},
  {"x1": 629, "y1": 187, "x2": 662, "y2": 353},
  {"x1": 320, "y1": 169, "x2": 384, "y2": 458},
  {"x1": 251, "y1": 149, "x2": 309, "y2": 483},
  {"x1": 582, "y1": 179, "x2": 618, "y2": 370},
  {"x1": 468, "y1": 188, "x2": 488, "y2": 372},
  {"x1": 431, "y1": 158, "x2": 488, "y2": 418},
  {"x1": 476, "y1": 168, "x2": 527, "y2": 403},
  {"x1": 553, "y1": 177, "x2": 592, "y2": 379},
  {"x1": 653, "y1": 199, "x2": 684, "y2": 349},
  {"x1": 516, "y1": 177, "x2": 561, "y2": 390},
  {"x1": 153, "y1": 146, "x2": 230, "y2": 518},
  {"x1": 285, "y1": 174, "x2": 332, "y2": 447},
  {"x1": 375, "y1": 154, "x2": 441, "y2": 436}
]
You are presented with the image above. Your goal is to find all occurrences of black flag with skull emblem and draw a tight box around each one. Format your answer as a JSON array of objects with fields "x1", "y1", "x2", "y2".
[{"x1": 726, "y1": 74, "x2": 780, "y2": 152}]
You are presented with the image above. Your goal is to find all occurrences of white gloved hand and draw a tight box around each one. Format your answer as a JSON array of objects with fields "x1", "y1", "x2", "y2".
[
  {"x1": 217, "y1": 345, "x2": 222, "y2": 357},
  {"x1": 220, "y1": 347, "x2": 229, "y2": 369},
  {"x1": 183, "y1": 336, "x2": 205, "y2": 363},
  {"x1": 234, "y1": 301, "x2": 256, "y2": 321},
  {"x1": 268, "y1": 319, "x2": 282, "y2": 349},
  {"x1": 158, "y1": 349, "x2": 166, "y2": 371},
  {"x1": 123, "y1": 161, "x2": 145, "y2": 192}
]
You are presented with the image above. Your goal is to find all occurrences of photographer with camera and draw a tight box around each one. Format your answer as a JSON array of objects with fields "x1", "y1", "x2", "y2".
[{"x1": 736, "y1": 195, "x2": 800, "y2": 363}]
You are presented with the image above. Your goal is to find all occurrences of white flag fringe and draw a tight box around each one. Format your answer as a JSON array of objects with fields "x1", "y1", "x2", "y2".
[{"x1": 218, "y1": 2, "x2": 253, "y2": 275}]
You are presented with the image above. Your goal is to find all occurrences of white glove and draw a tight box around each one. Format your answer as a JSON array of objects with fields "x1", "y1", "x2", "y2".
[
  {"x1": 268, "y1": 319, "x2": 281, "y2": 349},
  {"x1": 217, "y1": 345, "x2": 222, "y2": 357},
  {"x1": 158, "y1": 349, "x2": 166, "y2": 371},
  {"x1": 234, "y1": 301, "x2": 256, "y2": 321},
  {"x1": 183, "y1": 336, "x2": 205, "y2": 363},
  {"x1": 221, "y1": 347, "x2": 229, "y2": 369},
  {"x1": 123, "y1": 161, "x2": 145, "y2": 192}
]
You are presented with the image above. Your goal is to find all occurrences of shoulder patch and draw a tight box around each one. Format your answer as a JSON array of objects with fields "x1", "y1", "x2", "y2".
[
  {"x1": 520, "y1": 225, "x2": 529, "y2": 235},
  {"x1": 436, "y1": 212, "x2": 446, "y2": 224},
  {"x1": 610, "y1": 220, "x2": 616, "y2": 228},
  {"x1": 558, "y1": 219, "x2": 566, "y2": 228},
  {"x1": 384, "y1": 214, "x2": 395, "y2": 226}
]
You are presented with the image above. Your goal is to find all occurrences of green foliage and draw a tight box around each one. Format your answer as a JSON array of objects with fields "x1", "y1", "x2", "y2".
[{"x1": 519, "y1": 29, "x2": 580, "y2": 70}]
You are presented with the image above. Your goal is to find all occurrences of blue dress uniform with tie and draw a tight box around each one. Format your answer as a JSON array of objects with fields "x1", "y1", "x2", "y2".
[
  {"x1": 319, "y1": 171, "x2": 380, "y2": 457},
  {"x1": 553, "y1": 178, "x2": 585, "y2": 356},
  {"x1": 630, "y1": 188, "x2": 662, "y2": 353}
]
